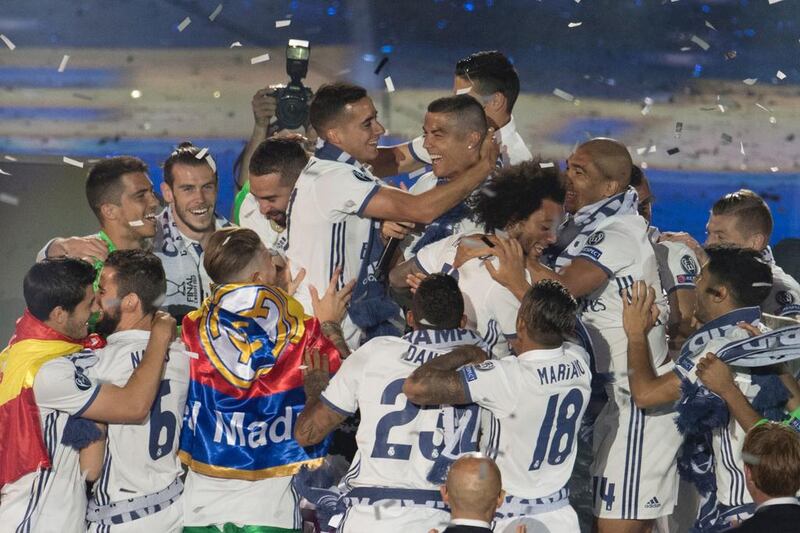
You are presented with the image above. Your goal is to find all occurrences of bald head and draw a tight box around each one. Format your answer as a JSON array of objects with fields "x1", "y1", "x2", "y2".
[
  {"x1": 444, "y1": 454, "x2": 503, "y2": 520},
  {"x1": 577, "y1": 138, "x2": 633, "y2": 187}
]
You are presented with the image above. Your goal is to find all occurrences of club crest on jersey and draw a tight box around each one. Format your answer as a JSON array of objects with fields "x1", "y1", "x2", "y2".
[
  {"x1": 587, "y1": 231, "x2": 605, "y2": 245},
  {"x1": 352, "y1": 169, "x2": 372, "y2": 182},
  {"x1": 680, "y1": 254, "x2": 698, "y2": 276},
  {"x1": 476, "y1": 360, "x2": 494, "y2": 371},
  {"x1": 777, "y1": 290, "x2": 795, "y2": 305},
  {"x1": 74, "y1": 370, "x2": 92, "y2": 391}
]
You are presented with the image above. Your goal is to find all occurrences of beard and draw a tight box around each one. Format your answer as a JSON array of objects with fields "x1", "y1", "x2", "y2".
[
  {"x1": 266, "y1": 210, "x2": 287, "y2": 228},
  {"x1": 94, "y1": 308, "x2": 121, "y2": 338},
  {"x1": 175, "y1": 203, "x2": 215, "y2": 234}
]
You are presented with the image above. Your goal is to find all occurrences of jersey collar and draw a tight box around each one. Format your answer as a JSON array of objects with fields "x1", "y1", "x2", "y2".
[
  {"x1": 314, "y1": 139, "x2": 358, "y2": 166},
  {"x1": 105, "y1": 328, "x2": 151, "y2": 344},
  {"x1": 518, "y1": 344, "x2": 566, "y2": 361}
]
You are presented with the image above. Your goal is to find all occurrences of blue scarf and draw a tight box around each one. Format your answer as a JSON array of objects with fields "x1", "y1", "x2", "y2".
[{"x1": 411, "y1": 176, "x2": 472, "y2": 255}]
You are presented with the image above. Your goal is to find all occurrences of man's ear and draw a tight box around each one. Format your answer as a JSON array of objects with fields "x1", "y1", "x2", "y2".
[
  {"x1": 485, "y1": 92, "x2": 505, "y2": 114},
  {"x1": 749, "y1": 232, "x2": 768, "y2": 252},
  {"x1": 325, "y1": 126, "x2": 342, "y2": 146},
  {"x1": 48, "y1": 305, "x2": 68, "y2": 327},
  {"x1": 496, "y1": 488, "x2": 506, "y2": 509},
  {"x1": 122, "y1": 292, "x2": 140, "y2": 313},
  {"x1": 439, "y1": 485, "x2": 449, "y2": 505},
  {"x1": 715, "y1": 284, "x2": 730, "y2": 304},
  {"x1": 459, "y1": 314, "x2": 467, "y2": 328},
  {"x1": 160, "y1": 182, "x2": 174, "y2": 204},
  {"x1": 100, "y1": 202, "x2": 119, "y2": 223}
]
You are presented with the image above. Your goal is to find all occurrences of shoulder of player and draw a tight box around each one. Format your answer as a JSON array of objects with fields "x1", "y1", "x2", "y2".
[
  {"x1": 303, "y1": 157, "x2": 376, "y2": 183},
  {"x1": 347, "y1": 336, "x2": 406, "y2": 362},
  {"x1": 593, "y1": 213, "x2": 647, "y2": 237}
]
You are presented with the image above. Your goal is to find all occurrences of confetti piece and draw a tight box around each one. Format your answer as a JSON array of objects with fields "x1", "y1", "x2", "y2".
[
  {"x1": 717, "y1": 104, "x2": 725, "y2": 113},
  {"x1": 4, "y1": 155, "x2": 17, "y2": 161},
  {"x1": 297, "y1": 364, "x2": 308, "y2": 370},
  {"x1": 770, "y1": 116, "x2": 777, "y2": 124},
  {"x1": 63, "y1": 156, "x2": 84, "y2": 168},
  {"x1": 568, "y1": 22, "x2": 582, "y2": 28},
  {"x1": 690, "y1": 35, "x2": 710, "y2": 51},
  {"x1": 648, "y1": 145, "x2": 657, "y2": 153},
  {"x1": 724, "y1": 50, "x2": 737, "y2": 60},
  {"x1": 768, "y1": 0, "x2": 784, "y2": 4},
  {"x1": 195, "y1": 147, "x2": 209, "y2": 159},
  {"x1": 0, "y1": 167, "x2": 10, "y2": 175},
  {"x1": 739, "y1": 141, "x2": 745, "y2": 155},
  {"x1": 636, "y1": 147, "x2": 647, "y2": 155},
  {"x1": 705, "y1": 21, "x2": 717, "y2": 31},
  {"x1": 213, "y1": 90, "x2": 221, "y2": 98},
  {"x1": 456, "y1": 87, "x2": 472, "y2": 95},
  {"x1": 667, "y1": 147, "x2": 680, "y2": 155},
  {"x1": 251, "y1": 53, "x2": 270, "y2": 64},
  {"x1": 0, "y1": 192, "x2": 19, "y2": 206},
  {"x1": 777, "y1": 70, "x2": 786, "y2": 80},
  {"x1": 384, "y1": 76, "x2": 395, "y2": 92},
  {"x1": 131, "y1": 89, "x2": 142, "y2": 99},
  {"x1": 58, "y1": 55, "x2": 70, "y2": 73},
  {"x1": 755, "y1": 103, "x2": 772, "y2": 113},
  {"x1": 553, "y1": 88, "x2": 575, "y2": 101},
  {"x1": 721, "y1": 133, "x2": 733, "y2": 144},
  {"x1": 374, "y1": 56, "x2": 389, "y2": 75},
  {"x1": 640, "y1": 162, "x2": 648, "y2": 169},
  {"x1": 539, "y1": 162, "x2": 555, "y2": 168},
  {"x1": 177, "y1": 17, "x2": 191, "y2": 32},
  {"x1": 128, "y1": 219, "x2": 145, "y2": 227},
  {"x1": 209, "y1": 4, "x2": 223, "y2": 21},
  {"x1": 680, "y1": 47, "x2": 691, "y2": 52},
  {"x1": 230, "y1": 41, "x2": 242, "y2": 48},
  {"x1": 289, "y1": 39, "x2": 309, "y2": 47},
  {"x1": 742, "y1": 78, "x2": 757, "y2": 85},
  {"x1": 675, "y1": 122, "x2": 683, "y2": 134},
  {"x1": 275, "y1": 19, "x2": 291, "y2": 28},
  {"x1": 222, "y1": 236, "x2": 232, "y2": 246},
  {"x1": 205, "y1": 154, "x2": 217, "y2": 172},
  {"x1": 770, "y1": 167, "x2": 779, "y2": 172},
  {"x1": 0, "y1": 34, "x2": 15, "y2": 50}
]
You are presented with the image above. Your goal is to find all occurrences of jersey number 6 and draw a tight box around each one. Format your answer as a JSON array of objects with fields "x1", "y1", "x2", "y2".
[{"x1": 148, "y1": 379, "x2": 177, "y2": 461}]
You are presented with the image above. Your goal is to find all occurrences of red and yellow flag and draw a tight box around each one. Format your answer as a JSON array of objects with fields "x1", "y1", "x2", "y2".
[{"x1": 0, "y1": 311, "x2": 103, "y2": 486}]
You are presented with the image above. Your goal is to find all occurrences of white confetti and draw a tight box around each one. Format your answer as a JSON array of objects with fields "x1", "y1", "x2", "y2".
[
  {"x1": 568, "y1": 22, "x2": 582, "y2": 28},
  {"x1": 128, "y1": 219, "x2": 145, "y2": 227},
  {"x1": 0, "y1": 167, "x2": 10, "y2": 175},
  {"x1": 62, "y1": 156, "x2": 84, "y2": 168},
  {"x1": 553, "y1": 88, "x2": 575, "y2": 102},
  {"x1": 250, "y1": 53, "x2": 270, "y2": 64},
  {"x1": 636, "y1": 147, "x2": 647, "y2": 155},
  {"x1": 776, "y1": 70, "x2": 786, "y2": 80},
  {"x1": 205, "y1": 154, "x2": 217, "y2": 172},
  {"x1": 680, "y1": 46, "x2": 691, "y2": 51},
  {"x1": 640, "y1": 161, "x2": 648, "y2": 169},
  {"x1": 208, "y1": 4, "x2": 223, "y2": 21},
  {"x1": 755, "y1": 102, "x2": 773, "y2": 113},
  {"x1": 0, "y1": 34, "x2": 15, "y2": 50},
  {"x1": 690, "y1": 35, "x2": 710, "y2": 51},
  {"x1": 648, "y1": 145, "x2": 657, "y2": 153},
  {"x1": 539, "y1": 161, "x2": 555, "y2": 168},
  {"x1": 455, "y1": 87, "x2": 472, "y2": 95},
  {"x1": 768, "y1": 0, "x2": 784, "y2": 4},
  {"x1": 770, "y1": 116, "x2": 777, "y2": 124},
  {"x1": 230, "y1": 41, "x2": 242, "y2": 48},
  {"x1": 739, "y1": 141, "x2": 745, "y2": 155},
  {"x1": 384, "y1": 76, "x2": 395, "y2": 92},
  {"x1": 0, "y1": 192, "x2": 19, "y2": 206},
  {"x1": 289, "y1": 39, "x2": 309, "y2": 48},
  {"x1": 222, "y1": 236, "x2": 232, "y2": 246},
  {"x1": 297, "y1": 365, "x2": 308, "y2": 370},
  {"x1": 276, "y1": 19, "x2": 291, "y2": 28},
  {"x1": 705, "y1": 20, "x2": 717, "y2": 31},
  {"x1": 58, "y1": 55, "x2": 70, "y2": 73},
  {"x1": 195, "y1": 147, "x2": 208, "y2": 160},
  {"x1": 717, "y1": 104, "x2": 725, "y2": 113},
  {"x1": 4, "y1": 155, "x2": 17, "y2": 161},
  {"x1": 131, "y1": 89, "x2": 142, "y2": 99},
  {"x1": 177, "y1": 17, "x2": 191, "y2": 32},
  {"x1": 770, "y1": 167, "x2": 779, "y2": 172},
  {"x1": 742, "y1": 78, "x2": 758, "y2": 85}
]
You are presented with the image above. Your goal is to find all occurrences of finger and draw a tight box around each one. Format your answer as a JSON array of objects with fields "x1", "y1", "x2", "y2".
[
  {"x1": 321, "y1": 352, "x2": 329, "y2": 374},
  {"x1": 327, "y1": 267, "x2": 343, "y2": 295},
  {"x1": 309, "y1": 284, "x2": 320, "y2": 305},
  {"x1": 312, "y1": 348, "x2": 321, "y2": 371},
  {"x1": 303, "y1": 347, "x2": 312, "y2": 370},
  {"x1": 293, "y1": 267, "x2": 307, "y2": 288},
  {"x1": 338, "y1": 280, "x2": 356, "y2": 301},
  {"x1": 645, "y1": 285, "x2": 657, "y2": 308},
  {"x1": 484, "y1": 259, "x2": 498, "y2": 278}
]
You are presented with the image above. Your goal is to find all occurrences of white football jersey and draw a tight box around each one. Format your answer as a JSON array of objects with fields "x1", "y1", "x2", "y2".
[
  {"x1": 648, "y1": 228, "x2": 699, "y2": 294},
  {"x1": 85, "y1": 330, "x2": 190, "y2": 505},
  {"x1": 0, "y1": 352, "x2": 101, "y2": 533},
  {"x1": 763, "y1": 263, "x2": 800, "y2": 317},
  {"x1": 408, "y1": 115, "x2": 532, "y2": 168},
  {"x1": 321, "y1": 329, "x2": 483, "y2": 492},
  {"x1": 415, "y1": 233, "x2": 523, "y2": 359},
  {"x1": 238, "y1": 193, "x2": 288, "y2": 254},
  {"x1": 560, "y1": 215, "x2": 669, "y2": 385},
  {"x1": 458, "y1": 343, "x2": 592, "y2": 499}
]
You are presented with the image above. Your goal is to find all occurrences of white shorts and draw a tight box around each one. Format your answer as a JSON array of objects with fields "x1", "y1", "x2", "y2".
[
  {"x1": 87, "y1": 500, "x2": 182, "y2": 532},
  {"x1": 338, "y1": 504, "x2": 449, "y2": 533},
  {"x1": 590, "y1": 386, "x2": 680, "y2": 520},
  {"x1": 493, "y1": 505, "x2": 580, "y2": 533}
]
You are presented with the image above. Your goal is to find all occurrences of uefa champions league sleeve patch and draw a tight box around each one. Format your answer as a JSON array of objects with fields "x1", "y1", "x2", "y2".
[
  {"x1": 352, "y1": 169, "x2": 373, "y2": 182},
  {"x1": 680, "y1": 254, "x2": 698, "y2": 275},
  {"x1": 74, "y1": 370, "x2": 92, "y2": 391},
  {"x1": 586, "y1": 231, "x2": 605, "y2": 245},
  {"x1": 462, "y1": 365, "x2": 478, "y2": 382}
]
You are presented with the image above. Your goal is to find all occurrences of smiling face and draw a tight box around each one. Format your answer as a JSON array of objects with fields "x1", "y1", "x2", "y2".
[
  {"x1": 163, "y1": 162, "x2": 218, "y2": 235},
  {"x1": 564, "y1": 148, "x2": 615, "y2": 214},
  {"x1": 250, "y1": 172, "x2": 293, "y2": 228},
  {"x1": 94, "y1": 266, "x2": 123, "y2": 337},
  {"x1": 63, "y1": 284, "x2": 100, "y2": 339},
  {"x1": 508, "y1": 199, "x2": 564, "y2": 257},
  {"x1": 704, "y1": 213, "x2": 755, "y2": 250},
  {"x1": 422, "y1": 111, "x2": 478, "y2": 179},
  {"x1": 117, "y1": 172, "x2": 160, "y2": 238},
  {"x1": 327, "y1": 97, "x2": 385, "y2": 163}
]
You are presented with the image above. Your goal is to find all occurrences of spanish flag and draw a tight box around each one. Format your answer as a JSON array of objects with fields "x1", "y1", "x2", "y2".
[{"x1": 0, "y1": 310, "x2": 104, "y2": 487}]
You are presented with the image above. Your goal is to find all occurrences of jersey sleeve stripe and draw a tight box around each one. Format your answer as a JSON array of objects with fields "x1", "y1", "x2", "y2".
[
  {"x1": 666, "y1": 284, "x2": 695, "y2": 294},
  {"x1": 577, "y1": 254, "x2": 614, "y2": 278},
  {"x1": 355, "y1": 184, "x2": 382, "y2": 217},
  {"x1": 458, "y1": 368, "x2": 474, "y2": 403},
  {"x1": 74, "y1": 385, "x2": 101, "y2": 417},
  {"x1": 319, "y1": 394, "x2": 356, "y2": 417},
  {"x1": 413, "y1": 255, "x2": 430, "y2": 276}
]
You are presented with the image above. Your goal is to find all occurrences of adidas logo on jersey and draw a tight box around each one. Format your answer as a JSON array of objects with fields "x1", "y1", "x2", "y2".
[{"x1": 644, "y1": 497, "x2": 660, "y2": 509}]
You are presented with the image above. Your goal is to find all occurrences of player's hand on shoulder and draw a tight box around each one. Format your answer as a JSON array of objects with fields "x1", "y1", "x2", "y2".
[
  {"x1": 311, "y1": 267, "x2": 355, "y2": 323},
  {"x1": 659, "y1": 231, "x2": 707, "y2": 262},
  {"x1": 695, "y1": 352, "x2": 736, "y2": 396},
  {"x1": 475, "y1": 126, "x2": 500, "y2": 172},
  {"x1": 621, "y1": 280, "x2": 658, "y2": 336},
  {"x1": 48, "y1": 235, "x2": 108, "y2": 263},
  {"x1": 483, "y1": 236, "x2": 529, "y2": 295},
  {"x1": 151, "y1": 311, "x2": 178, "y2": 343}
]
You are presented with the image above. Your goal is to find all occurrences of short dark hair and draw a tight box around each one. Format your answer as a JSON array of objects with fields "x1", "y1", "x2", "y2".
[
  {"x1": 711, "y1": 189, "x2": 773, "y2": 239},
  {"x1": 411, "y1": 274, "x2": 464, "y2": 330},
  {"x1": 743, "y1": 422, "x2": 800, "y2": 497},
  {"x1": 470, "y1": 159, "x2": 565, "y2": 232},
  {"x1": 629, "y1": 164, "x2": 644, "y2": 187},
  {"x1": 704, "y1": 244, "x2": 772, "y2": 307},
  {"x1": 86, "y1": 156, "x2": 148, "y2": 220},
  {"x1": 23, "y1": 258, "x2": 96, "y2": 321},
  {"x1": 204, "y1": 227, "x2": 264, "y2": 284},
  {"x1": 162, "y1": 141, "x2": 218, "y2": 187},
  {"x1": 104, "y1": 250, "x2": 166, "y2": 315},
  {"x1": 518, "y1": 280, "x2": 578, "y2": 347},
  {"x1": 427, "y1": 94, "x2": 488, "y2": 142},
  {"x1": 309, "y1": 83, "x2": 368, "y2": 134},
  {"x1": 455, "y1": 50, "x2": 520, "y2": 113},
  {"x1": 249, "y1": 138, "x2": 309, "y2": 187}
]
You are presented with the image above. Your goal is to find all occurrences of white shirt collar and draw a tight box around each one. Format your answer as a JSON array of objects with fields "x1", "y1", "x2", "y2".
[
  {"x1": 106, "y1": 329, "x2": 150, "y2": 344},
  {"x1": 518, "y1": 345, "x2": 565, "y2": 361},
  {"x1": 757, "y1": 496, "x2": 800, "y2": 510},
  {"x1": 496, "y1": 114, "x2": 517, "y2": 140},
  {"x1": 450, "y1": 518, "x2": 492, "y2": 528}
]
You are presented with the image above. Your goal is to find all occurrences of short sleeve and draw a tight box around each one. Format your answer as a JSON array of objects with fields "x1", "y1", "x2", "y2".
[
  {"x1": 320, "y1": 345, "x2": 370, "y2": 417},
  {"x1": 658, "y1": 241, "x2": 698, "y2": 293},
  {"x1": 313, "y1": 166, "x2": 381, "y2": 219},
  {"x1": 578, "y1": 224, "x2": 636, "y2": 277},
  {"x1": 484, "y1": 273, "x2": 521, "y2": 339},
  {"x1": 768, "y1": 270, "x2": 800, "y2": 317},
  {"x1": 458, "y1": 358, "x2": 519, "y2": 418},
  {"x1": 33, "y1": 357, "x2": 101, "y2": 416},
  {"x1": 414, "y1": 234, "x2": 458, "y2": 276},
  {"x1": 407, "y1": 136, "x2": 431, "y2": 164}
]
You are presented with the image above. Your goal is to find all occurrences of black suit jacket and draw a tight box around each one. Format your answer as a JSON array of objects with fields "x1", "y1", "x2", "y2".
[
  {"x1": 441, "y1": 525, "x2": 493, "y2": 533},
  {"x1": 734, "y1": 503, "x2": 800, "y2": 532}
]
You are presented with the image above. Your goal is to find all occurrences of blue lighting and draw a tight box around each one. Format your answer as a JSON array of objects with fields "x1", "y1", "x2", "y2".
[
  {"x1": 437, "y1": 19, "x2": 448, "y2": 29},
  {"x1": 380, "y1": 44, "x2": 394, "y2": 54},
  {"x1": 743, "y1": 28, "x2": 756, "y2": 37},
  {"x1": 361, "y1": 53, "x2": 376, "y2": 62},
  {"x1": 290, "y1": 0, "x2": 298, "y2": 10},
  {"x1": 327, "y1": 6, "x2": 337, "y2": 16},
  {"x1": 692, "y1": 64, "x2": 703, "y2": 78},
  {"x1": 463, "y1": 2, "x2": 475, "y2": 12},
  {"x1": 701, "y1": 5, "x2": 711, "y2": 13}
]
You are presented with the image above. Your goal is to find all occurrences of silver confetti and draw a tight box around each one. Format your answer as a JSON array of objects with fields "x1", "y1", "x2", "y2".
[
  {"x1": 0, "y1": 34, "x2": 16, "y2": 50},
  {"x1": 384, "y1": 76, "x2": 395, "y2": 92},
  {"x1": 177, "y1": 17, "x2": 191, "y2": 32},
  {"x1": 250, "y1": 53, "x2": 270, "y2": 64},
  {"x1": 553, "y1": 88, "x2": 575, "y2": 102},
  {"x1": 63, "y1": 156, "x2": 84, "y2": 168},
  {"x1": 690, "y1": 35, "x2": 710, "y2": 51},
  {"x1": 208, "y1": 4, "x2": 223, "y2": 21},
  {"x1": 0, "y1": 192, "x2": 19, "y2": 206},
  {"x1": 58, "y1": 55, "x2": 70, "y2": 73}
]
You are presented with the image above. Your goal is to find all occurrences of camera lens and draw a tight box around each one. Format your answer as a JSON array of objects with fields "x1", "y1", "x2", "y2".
[{"x1": 276, "y1": 94, "x2": 309, "y2": 130}]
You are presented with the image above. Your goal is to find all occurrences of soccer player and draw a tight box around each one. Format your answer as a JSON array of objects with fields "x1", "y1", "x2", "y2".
[
  {"x1": 0, "y1": 258, "x2": 176, "y2": 532},
  {"x1": 39, "y1": 156, "x2": 160, "y2": 267},
  {"x1": 154, "y1": 142, "x2": 230, "y2": 321},
  {"x1": 235, "y1": 137, "x2": 309, "y2": 254},
  {"x1": 81, "y1": 250, "x2": 190, "y2": 531},
  {"x1": 620, "y1": 245, "x2": 800, "y2": 530},
  {"x1": 294, "y1": 274, "x2": 486, "y2": 532},
  {"x1": 661, "y1": 189, "x2": 800, "y2": 318},
  {"x1": 630, "y1": 165, "x2": 699, "y2": 352},
  {"x1": 372, "y1": 50, "x2": 531, "y2": 176},
  {"x1": 512, "y1": 139, "x2": 677, "y2": 532},
  {"x1": 286, "y1": 82, "x2": 497, "y2": 347},
  {"x1": 403, "y1": 280, "x2": 592, "y2": 533},
  {"x1": 390, "y1": 160, "x2": 565, "y2": 358}
]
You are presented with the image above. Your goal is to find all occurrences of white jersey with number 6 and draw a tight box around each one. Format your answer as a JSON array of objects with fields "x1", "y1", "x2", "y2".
[{"x1": 86, "y1": 330, "x2": 190, "y2": 514}]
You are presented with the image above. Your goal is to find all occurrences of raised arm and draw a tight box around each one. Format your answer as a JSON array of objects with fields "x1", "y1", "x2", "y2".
[
  {"x1": 695, "y1": 353, "x2": 761, "y2": 431},
  {"x1": 528, "y1": 258, "x2": 609, "y2": 299},
  {"x1": 402, "y1": 345, "x2": 488, "y2": 405},
  {"x1": 236, "y1": 88, "x2": 276, "y2": 190}
]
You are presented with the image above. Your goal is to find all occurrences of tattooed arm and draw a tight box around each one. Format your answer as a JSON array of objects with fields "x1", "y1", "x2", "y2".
[
  {"x1": 294, "y1": 348, "x2": 347, "y2": 447},
  {"x1": 321, "y1": 321, "x2": 350, "y2": 359},
  {"x1": 402, "y1": 345, "x2": 488, "y2": 405}
]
